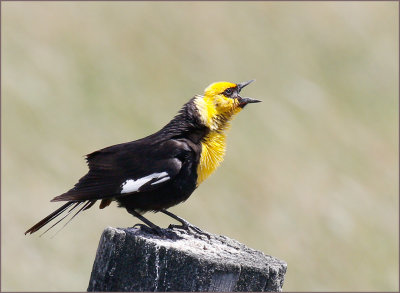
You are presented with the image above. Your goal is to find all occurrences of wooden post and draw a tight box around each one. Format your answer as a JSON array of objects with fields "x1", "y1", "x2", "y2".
[{"x1": 87, "y1": 227, "x2": 287, "y2": 292}]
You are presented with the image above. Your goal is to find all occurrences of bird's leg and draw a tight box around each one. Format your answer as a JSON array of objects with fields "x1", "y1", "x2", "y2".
[
  {"x1": 128, "y1": 209, "x2": 164, "y2": 235},
  {"x1": 161, "y1": 210, "x2": 209, "y2": 237}
]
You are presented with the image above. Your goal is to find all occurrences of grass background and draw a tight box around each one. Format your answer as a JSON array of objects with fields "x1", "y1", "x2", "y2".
[{"x1": 2, "y1": 2, "x2": 398, "y2": 291}]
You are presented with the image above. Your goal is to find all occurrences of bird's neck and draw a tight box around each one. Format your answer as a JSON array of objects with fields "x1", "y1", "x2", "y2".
[
  {"x1": 160, "y1": 97, "x2": 236, "y2": 185},
  {"x1": 193, "y1": 96, "x2": 236, "y2": 185},
  {"x1": 159, "y1": 97, "x2": 208, "y2": 143},
  {"x1": 194, "y1": 96, "x2": 238, "y2": 132}
]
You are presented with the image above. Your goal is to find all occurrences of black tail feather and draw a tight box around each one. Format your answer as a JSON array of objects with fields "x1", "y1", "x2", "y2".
[
  {"x1": 25, "y1": 200, "x2": 96, "y2": 235},
  {"x1": 38, "y1": 202, "x2": 84, "y2": 237},
  {"x1": 49, "y1": 201, "x2": 94, "y2": 237}
]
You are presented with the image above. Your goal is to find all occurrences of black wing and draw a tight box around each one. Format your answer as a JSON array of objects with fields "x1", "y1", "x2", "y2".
[{"x1": 51, "y1": 138, "x2": 193, "y2": 202}]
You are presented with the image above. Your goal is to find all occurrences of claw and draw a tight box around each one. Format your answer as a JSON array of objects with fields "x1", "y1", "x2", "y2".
[
  {"x1": 160, "y1": 210, "x2": 210, "y2": 239},
  {"x1": 132, "y1": 223, "x2": 164, "y2": 236},
  {"x1": 169, "y1": 223, "x2": 210, "y2": 239}
]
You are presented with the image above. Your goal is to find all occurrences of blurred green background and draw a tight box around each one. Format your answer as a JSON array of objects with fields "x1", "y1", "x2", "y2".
[{"x1": 2, "y1": 2, "x2": 398, "y2": 291}]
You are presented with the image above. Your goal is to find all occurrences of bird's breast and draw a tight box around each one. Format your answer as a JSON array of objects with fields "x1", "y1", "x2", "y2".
[{"x1": 196, "y1": 130, "x2": 227, "y2": 185}]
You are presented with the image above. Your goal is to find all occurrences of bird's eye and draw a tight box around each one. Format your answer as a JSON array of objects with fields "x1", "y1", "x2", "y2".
[{"x1": 223, "y1": 88, "x2": 233, "y2": 96}]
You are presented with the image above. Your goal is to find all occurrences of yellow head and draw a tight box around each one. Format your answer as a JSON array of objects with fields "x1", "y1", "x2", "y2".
[
  {"x1": 195, "y1": 80, "x2": 261, "y2": 184},
  {"x1": 195, "y1": 80, "x2": 260, "y2": 130}
]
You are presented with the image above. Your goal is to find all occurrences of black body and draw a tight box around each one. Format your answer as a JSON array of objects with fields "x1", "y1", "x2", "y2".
[
  {"x1": 25, "y1": 98, "x2": 208, "y2": 235},
  {"x1": 25, "y1": 80, "x2": 259, "y2": 235}
]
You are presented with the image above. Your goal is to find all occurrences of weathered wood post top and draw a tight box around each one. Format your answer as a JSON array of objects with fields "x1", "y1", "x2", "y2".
[{"x1": 88, "y1": 227, "x2": 287, "y2": 292}]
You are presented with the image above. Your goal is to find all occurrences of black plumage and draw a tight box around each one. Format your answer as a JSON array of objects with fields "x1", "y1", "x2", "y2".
[
  {"x1": 25, "y1": 98, "x2": 207, "y2": 235},
  {"x1": 25, "y1": 80, "x2": 260, "y2": 235}
]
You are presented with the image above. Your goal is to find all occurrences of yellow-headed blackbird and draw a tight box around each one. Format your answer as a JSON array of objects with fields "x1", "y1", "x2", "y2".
[{"x1": 25, "y1": 80, "x2": 260, "y2": 235}]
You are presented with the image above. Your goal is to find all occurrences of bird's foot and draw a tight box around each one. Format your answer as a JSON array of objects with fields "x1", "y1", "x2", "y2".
[
  {"x1": 168, "y1": 222, "x2": 210, "y2": 239},
  {"x1": 132, "y1": 223, "x2": 180, "y2": 239},
  {"x1": 132, "y1": 223, "x2": 164, "y2": 236}
]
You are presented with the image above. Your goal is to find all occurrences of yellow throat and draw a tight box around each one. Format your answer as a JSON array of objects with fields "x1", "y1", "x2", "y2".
[{"x1": 194, "y1": 82, "x2": 243, "y2": 185}]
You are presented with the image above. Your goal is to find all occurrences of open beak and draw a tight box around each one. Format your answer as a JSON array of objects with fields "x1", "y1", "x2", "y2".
[
  {"x1": 237, "y1": 79, "x2": 256, "y2": 92},
  {"x1": 238, "y1": 97, "x2": 262, "y2": 108},
  {"x1": 236, "y1": 79, "x2": 262, "y2": 108}
]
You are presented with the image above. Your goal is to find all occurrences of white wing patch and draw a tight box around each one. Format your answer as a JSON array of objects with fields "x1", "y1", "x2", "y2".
[
  {"x1": 151, "y1": 176, "x2": 170, "y2": 185},
  {"x1": 121, "y1": 172, "x2": 169, "y2": 194}
]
